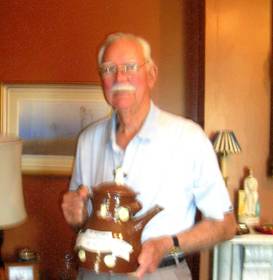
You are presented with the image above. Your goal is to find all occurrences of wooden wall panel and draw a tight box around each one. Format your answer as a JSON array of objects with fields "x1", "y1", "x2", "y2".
[{"x1": 3, "y1": 176, "x2": 75, "y2": 278}]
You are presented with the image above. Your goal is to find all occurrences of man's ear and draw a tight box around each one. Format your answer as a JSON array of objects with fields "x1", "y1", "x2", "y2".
[{"x1": 147, "y1": 63, "x2": 158, "y2": 89}]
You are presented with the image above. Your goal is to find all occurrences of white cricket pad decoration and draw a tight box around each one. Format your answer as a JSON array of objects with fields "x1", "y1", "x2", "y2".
[{"x1": 76, "y1": 229, "x2": 133, "y2": 262}]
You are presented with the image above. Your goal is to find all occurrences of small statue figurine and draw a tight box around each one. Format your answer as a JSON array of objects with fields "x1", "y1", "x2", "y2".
[
  {"x1": 238, "y1": 168, "x2": 260, "y2": 226},
  {"x1": 244, "y1": 169, "x2": 258, "y2": 216}
]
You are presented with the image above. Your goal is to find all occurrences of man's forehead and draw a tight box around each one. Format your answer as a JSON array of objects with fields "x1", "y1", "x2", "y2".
[{"x1": 103, "y1": 38, "x2": 144, "y2": 62}]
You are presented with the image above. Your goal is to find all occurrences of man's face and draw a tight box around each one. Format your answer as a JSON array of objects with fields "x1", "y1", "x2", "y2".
[{"x1": 99, "y1": 38, "x2": 157, "y2": 113}]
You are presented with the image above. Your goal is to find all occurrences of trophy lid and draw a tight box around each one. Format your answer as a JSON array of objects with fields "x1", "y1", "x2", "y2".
[{"x1": 93, "y1": 182, "x2": 137, "y2": 198}]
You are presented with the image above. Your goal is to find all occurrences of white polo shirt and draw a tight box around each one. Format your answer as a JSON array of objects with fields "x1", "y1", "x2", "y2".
[{"x1": 70, "y1": 102, "x2": 232, "y2": 242}]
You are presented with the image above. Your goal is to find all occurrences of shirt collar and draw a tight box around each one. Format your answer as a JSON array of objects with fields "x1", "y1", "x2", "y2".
[
  {"x1": 137, "y1": 101, "x2": 159, "y2": 141},
  {"x1": 109, "y1": 101, "x2": 159, "y2": 147}
]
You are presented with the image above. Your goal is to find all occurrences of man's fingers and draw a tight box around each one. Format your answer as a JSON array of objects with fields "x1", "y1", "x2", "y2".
[
  {"x1": 135, "y1": 263, "x2": 149, "y2": 280},
  {"x1": 62, "y1": 186, "x2": 90, "y2": 227},
  {"x1": 135, "y1": 249, "x2": 154, "y2": 279}
]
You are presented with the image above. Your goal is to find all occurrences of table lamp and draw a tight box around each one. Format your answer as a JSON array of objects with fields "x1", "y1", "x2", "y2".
[
  {"x1": 213, "y1": 130, "x2": 241, "y2": 184},
  {"x1": 0, "y1": 135, "x2": 27, "y2": 268}
]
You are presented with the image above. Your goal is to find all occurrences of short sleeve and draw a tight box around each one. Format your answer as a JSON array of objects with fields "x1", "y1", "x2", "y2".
[{"x1": 193, "y1": 132, "x2": 233, "y2": 220}]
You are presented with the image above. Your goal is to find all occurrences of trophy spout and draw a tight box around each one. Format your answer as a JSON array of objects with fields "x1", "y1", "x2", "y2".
[{"x1": 133, "y1": 205, "x2": 163, "y2": 233}]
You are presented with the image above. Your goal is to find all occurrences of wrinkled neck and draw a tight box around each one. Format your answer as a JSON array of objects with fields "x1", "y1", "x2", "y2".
[{"x1": 116, "y1": 101, "x2": 150, "y2": 149}]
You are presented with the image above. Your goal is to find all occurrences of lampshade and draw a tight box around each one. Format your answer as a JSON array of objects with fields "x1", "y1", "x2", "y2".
[
  {"x1": 213, "y1": 130, "x2": 241, "y2": 155},
  {"x1": 0, "y1": 135, "x2": 27, "y2": 229}
]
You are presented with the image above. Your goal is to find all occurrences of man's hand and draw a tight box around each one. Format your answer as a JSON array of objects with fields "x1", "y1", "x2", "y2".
[
  {"x1": 135, "y1": 236, "x2": 172, "y2": 279},
  {"x1": 134, "y1": 212, "x2": 236, "y2": 279},
  {"x1": 62, "y1": 185, "x2": 90, "y2": 228}
]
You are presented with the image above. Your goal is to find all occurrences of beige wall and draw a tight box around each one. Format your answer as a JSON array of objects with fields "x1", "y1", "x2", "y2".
[
  {"x1": 205, "y1": 0, "x2": 272, "y2": 222},
  {"x1": 201, "y1": 0, "x2": 272, "y2": 279}
]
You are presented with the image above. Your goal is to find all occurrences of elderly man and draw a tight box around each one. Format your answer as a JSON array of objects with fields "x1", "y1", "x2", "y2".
[{"x1": 62, "y1": 32, "x2": 236, "y2": 280}]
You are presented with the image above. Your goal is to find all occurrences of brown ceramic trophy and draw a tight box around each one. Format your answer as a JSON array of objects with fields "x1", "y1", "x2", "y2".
[{"x1": 75, "y1": 170, "x2": 163, "y2": 274}]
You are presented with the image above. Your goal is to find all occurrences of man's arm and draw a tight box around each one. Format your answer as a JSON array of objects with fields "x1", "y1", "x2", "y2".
[
  {"x1": 135, "y1": 211, "x2": 236, "y2": 279},
  {"x1": 177, "y1": 211, "x2": 236, "y2": 253}
]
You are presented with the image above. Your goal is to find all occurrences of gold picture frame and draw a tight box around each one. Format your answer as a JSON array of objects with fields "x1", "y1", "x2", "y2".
[
  {"x1": 5, "y1": 262, "x2": 39, "y2": 280},
  {"x1": 0, "y1": 83, "x2": 110, "y2": 175}
]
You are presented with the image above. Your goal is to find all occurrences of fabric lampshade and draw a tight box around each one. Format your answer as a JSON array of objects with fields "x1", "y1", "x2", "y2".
[
  {"x1": 213, "y1": 130, "x2": 241, "y2": 155},
  {"x1": 0, "y1": 135, "x2": 27, "y2": 229}
]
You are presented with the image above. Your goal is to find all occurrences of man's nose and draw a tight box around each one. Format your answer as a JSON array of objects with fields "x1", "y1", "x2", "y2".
[{"x1": 115, "y1": 68, "x2": 128, "y2": 82}]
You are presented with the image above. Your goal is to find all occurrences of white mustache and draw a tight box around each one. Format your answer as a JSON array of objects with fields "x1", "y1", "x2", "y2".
[{"x1": 111, "y1": 83, "x2": 136, "y2": 93}]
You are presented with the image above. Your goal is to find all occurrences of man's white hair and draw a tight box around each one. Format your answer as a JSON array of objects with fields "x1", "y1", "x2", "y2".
[{"x1": 97, "y1": 32, "x2": 153, "y2": 65}]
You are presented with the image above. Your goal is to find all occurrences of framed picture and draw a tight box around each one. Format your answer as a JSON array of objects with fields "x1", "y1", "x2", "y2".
[
  {"x1": 0, "y1": 83, "x2": 111, "y2": 175},
  {"x1": 5, "y1": 262, "x2": 39, "y2": 280}
]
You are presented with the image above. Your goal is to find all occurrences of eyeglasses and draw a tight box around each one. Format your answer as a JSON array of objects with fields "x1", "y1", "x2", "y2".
[{"x1": 99, "y1": 61, "x2": 147, "y2": 76}]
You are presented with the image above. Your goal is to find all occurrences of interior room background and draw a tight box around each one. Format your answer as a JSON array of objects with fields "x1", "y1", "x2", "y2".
[{"x1": 0, "y1": 1, "x2": 271, "y2": 279}]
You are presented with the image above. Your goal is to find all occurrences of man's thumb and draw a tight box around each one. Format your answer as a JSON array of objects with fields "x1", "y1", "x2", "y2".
[{"x1": 77, "y1": 185, "x2": 90, "y2": 200}]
